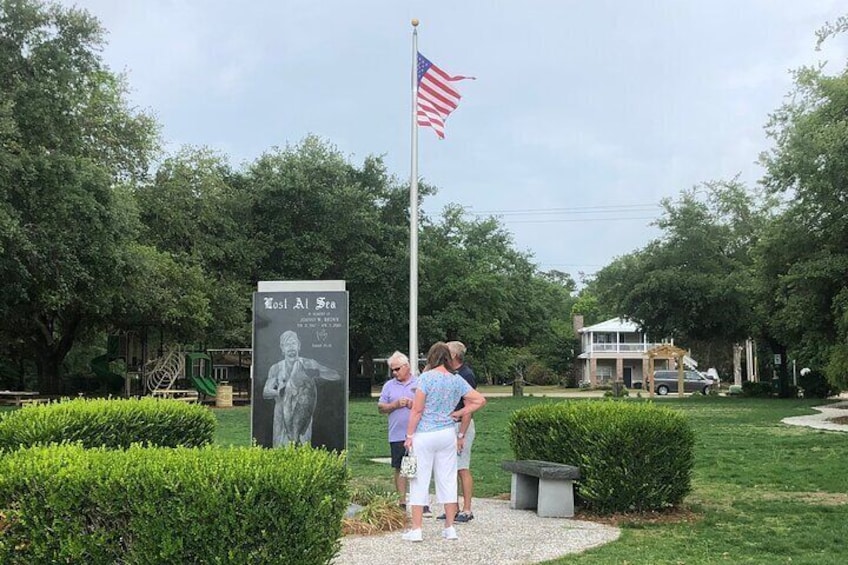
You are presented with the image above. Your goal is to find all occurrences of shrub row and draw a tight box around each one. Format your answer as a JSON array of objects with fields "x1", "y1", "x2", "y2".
[
  {"x1": 0, "y1": 444, "x2": 349, "y2": 564},
  {"x1": 741, "y1": 381, "x2": 774, "y2": 398},
  {"x1": 508, "y1": 401, "x2": 695, "y2": 513},
  {"x1": 0, "y1": 397, "x2": 216, "y2": 451},
  {"x1": 798, "y1": 370, "x2": 839, "y2": 399}
]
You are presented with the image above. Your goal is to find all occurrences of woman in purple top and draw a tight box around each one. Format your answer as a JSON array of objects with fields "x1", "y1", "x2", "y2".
[{"x1": 402, "y1": 342, "x2": 487, "y2": 542}]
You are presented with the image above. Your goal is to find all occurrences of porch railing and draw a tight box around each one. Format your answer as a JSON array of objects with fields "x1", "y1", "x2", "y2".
[{"x1": 585, "y1": 343, "x2": 665, "y2": 353}]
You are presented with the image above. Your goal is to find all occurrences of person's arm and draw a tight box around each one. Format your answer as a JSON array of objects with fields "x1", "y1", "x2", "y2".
[
  {"x1": 457, "y1": 412, "x2": 472, "y2": 436},
  {"x1": 403, "y1": 389, "x2": 426, "y2": 449},
  {"x1": 455, "y1": 411, "x2": 472, "y2": 452},
  {"x1": 263, "y1": 365, "x2": 283, "y2": 399},
  {"x1": 377, "y1": 388, "x2": 409, "y2": 414},
  {"x1": 456, "y1": 369, "x2": 478, "y2": 435},
  {"x1": 451, "y1": 388, "x2": 486, "y2": 420}
]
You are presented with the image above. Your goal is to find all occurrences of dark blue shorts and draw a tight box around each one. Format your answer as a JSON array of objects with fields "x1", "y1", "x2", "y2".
[{"x1": 390, "y1": 441, "x2": 406, "y2": 469}]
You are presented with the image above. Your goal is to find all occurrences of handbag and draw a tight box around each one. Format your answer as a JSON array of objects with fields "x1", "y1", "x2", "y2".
[{"x1": 400, "y1": 447, "x2": 417, "y2": 478}]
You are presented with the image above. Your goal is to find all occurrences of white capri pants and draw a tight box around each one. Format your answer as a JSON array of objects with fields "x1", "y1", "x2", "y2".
[{"x1": 408, "y1": 427, "x2": 458, "y2": 505}]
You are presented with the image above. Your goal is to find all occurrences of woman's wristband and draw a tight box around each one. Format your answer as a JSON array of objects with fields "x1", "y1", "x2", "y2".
[{"x1": 406, "y1": 434, "x2": 414, "y2": 438}]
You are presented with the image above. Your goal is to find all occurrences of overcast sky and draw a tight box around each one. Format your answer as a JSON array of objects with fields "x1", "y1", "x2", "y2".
[{"x1": 62, "y1": 1, "x2": 846, "y2": 285}]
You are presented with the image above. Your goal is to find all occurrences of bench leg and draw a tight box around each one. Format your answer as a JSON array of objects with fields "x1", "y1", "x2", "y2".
[
  {"x1": 510, "y1": 473, "x2": 539, "y2": 510},
  {"x1": 537, "y1": 478, "x2": 575, "y2": 518}
]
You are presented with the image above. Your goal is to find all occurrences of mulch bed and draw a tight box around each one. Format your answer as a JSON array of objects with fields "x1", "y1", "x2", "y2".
[{"x1": 575, "y1": 506, "x2": 701, "y2": 527}]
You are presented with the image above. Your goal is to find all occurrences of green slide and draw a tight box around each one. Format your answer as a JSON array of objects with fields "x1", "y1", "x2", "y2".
[{"x1": 191, "y1": 376, "x2": 217, "y2": 396}]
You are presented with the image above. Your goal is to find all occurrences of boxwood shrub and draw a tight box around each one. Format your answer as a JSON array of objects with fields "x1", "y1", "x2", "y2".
[
  {"x1": 508, "y1": 400, "x2": 695, "y2": 513},
  {"x1": 0, "y1": 397, "x2": 216, "y2": 451},
  {"x1": 798, "y1": 369, "x2": 839, "y2": 398},
  {"x1": 0, "y1": 444, "x2": 349, "y2": 564}
]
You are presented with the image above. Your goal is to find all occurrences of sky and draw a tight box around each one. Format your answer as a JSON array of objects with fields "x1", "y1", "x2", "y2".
[{"x1": 61, "y1": 0, "x2": 847, "y2": 286}]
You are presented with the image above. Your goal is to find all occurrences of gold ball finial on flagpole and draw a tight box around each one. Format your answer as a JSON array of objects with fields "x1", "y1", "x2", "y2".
[{"x1": 411, "y1": 18, "x2": 419, "y2": 27}]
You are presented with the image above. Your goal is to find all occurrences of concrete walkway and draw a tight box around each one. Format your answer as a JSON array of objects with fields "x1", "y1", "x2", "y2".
[{"x1": 781, "y1": 400, "x2": 848, "y2": 432}]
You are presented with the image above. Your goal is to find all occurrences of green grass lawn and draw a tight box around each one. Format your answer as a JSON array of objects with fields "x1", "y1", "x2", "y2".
[{"x1": 213, "y1": 397, "x2": 848, "y2": 564}]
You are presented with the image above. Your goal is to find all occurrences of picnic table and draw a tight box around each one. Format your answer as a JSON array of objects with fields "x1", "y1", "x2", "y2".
[
  {"x1": 0, "y1": 390, "x2": 42, "y2": 406},
  {"x1": 151, "y1": 389, "x2": 199, "y2": 402}
]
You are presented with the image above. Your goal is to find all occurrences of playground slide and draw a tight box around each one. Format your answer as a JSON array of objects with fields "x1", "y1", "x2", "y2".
[
  {"x1": 202, "y1": 377, "x2": 218, "y2": 395},
  {"x1": 91, "y1": 354, "x2": 123, "y2": 391},
  {"x1": 191, "y1": 376, "x2": 217, "y2": 397}
]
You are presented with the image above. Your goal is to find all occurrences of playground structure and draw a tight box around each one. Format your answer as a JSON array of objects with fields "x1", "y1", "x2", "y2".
[
  {"x1": 143, "y1": 347, "x2": 211, "y2": 401},
  {"x1": 92, "y1": 332, "x2": 250, "y2": 403}
]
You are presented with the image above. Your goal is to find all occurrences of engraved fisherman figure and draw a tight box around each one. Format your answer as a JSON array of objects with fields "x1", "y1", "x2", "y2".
[{"x1": 263, "y1": 330, "x2": 340, "y2": 446}]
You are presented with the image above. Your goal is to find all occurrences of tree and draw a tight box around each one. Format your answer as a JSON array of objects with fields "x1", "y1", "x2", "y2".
[
  {"x1": 760, "y1": 58, "x2": 848, "y2": 389},
  {"x1": 571, "y1": 289, "x2": 611, "y2": 327},
  {"x1": 136, "y1": 147, "x2": 254, "y2": 347},
  {"x1": 241, "y1": 136, "x2": 412, "y2": 376},
  {"x1": 591, "y1": 181, "x2": 764, "y2": 353},
  {"x1": 111, "y1": 244, "x2": 212, "y2": 343},
  {"x1": 417, "y1": 206, "x2": 578, "y2": 381},
  {"x1": 0, "y1": 0, "x2": 158, "y2": 392}
]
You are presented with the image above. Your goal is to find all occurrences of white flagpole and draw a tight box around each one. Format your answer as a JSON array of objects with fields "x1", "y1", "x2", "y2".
[{"x1": 409, "y1": 19, "x2": 420, "y2": 373}]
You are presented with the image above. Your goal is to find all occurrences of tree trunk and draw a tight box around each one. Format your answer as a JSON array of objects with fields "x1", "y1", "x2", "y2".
[
  {"x1": 33, "y1": 313, "x2": 82, "y2": 395},
  {"x1": 35, "y1": 353, "x2": 63, "y2": 395},
  {"x1": 775, "y1": 343, "x2": 793, "y2": 398}
]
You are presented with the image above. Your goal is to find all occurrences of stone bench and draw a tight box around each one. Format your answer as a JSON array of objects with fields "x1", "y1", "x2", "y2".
[{"x1": 501, "y1": 459, "x2": 580, "y2": 518}]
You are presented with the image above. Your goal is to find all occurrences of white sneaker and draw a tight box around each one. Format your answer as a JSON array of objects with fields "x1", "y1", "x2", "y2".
[
  {"x1": 442, "y1": 526, "x2": 458, "y2": 540},
  {"x1": 402, "y1": 528, "x2": 423, "y2": 542}
]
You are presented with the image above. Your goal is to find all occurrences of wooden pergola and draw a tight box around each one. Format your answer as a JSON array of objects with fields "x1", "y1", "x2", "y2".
[{"x1": 646, "y1": 344, "x2": 688, "y2": 398}]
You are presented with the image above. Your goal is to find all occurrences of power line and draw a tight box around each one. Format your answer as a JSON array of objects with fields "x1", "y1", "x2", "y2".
[
  {"x1": 539, "y1": 263, "x2": 605, "y2": 267},
  {"x1": 499, "y1": 216, "x2": 656, "y2": 224},
  {"x1": 469, "y1": 203, "x2": 660, "y2": 216}
]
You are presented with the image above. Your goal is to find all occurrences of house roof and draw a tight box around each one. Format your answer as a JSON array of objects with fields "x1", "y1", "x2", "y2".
[{"x1": 579, "y1": 317, "x2": 641, "y2": 333}]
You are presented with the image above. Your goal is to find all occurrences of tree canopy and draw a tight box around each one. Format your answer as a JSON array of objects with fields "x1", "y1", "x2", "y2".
[
  {"x1": 0, "y1": 1, "x2": 580, "y2": 391},
  {"x1": 4, "y1": 0, "x2": 848, "y2": 393},
  {"x1": 0, "y1": 0, "x2": 158, "y2": 392}
]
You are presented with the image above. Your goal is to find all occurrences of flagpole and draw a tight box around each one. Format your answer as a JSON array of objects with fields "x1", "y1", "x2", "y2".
[{"x1": 409, "y1": 18, "x2": 420, "y2": 373}]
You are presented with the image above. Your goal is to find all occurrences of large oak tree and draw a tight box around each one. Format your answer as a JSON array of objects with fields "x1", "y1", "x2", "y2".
[{"x1": 0, "y1": 0, "x2": 158, "y2": 392}]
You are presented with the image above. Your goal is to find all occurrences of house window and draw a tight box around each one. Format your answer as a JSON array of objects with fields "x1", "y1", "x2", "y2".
[{"x1": 593, "y1": 333, "x2": 615, "y2": 351}]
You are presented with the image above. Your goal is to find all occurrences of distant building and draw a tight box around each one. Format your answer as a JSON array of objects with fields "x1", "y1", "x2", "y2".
[{"x1": 575, "y1": 317, "x2": 697, "y2": 387}]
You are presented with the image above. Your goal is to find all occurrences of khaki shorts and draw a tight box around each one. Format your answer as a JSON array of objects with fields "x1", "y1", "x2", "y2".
[{"x1": 456, "y1": 419, "x2": 475, "y2": 470}]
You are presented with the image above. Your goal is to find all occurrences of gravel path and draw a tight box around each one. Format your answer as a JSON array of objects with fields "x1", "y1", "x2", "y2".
[
  {"x1": 335, "y1": 497, "x2": 620, "y2": 565},
  {"x1": 336, "y1": 399, "x2": 845, "y2": 564},
  {"x1": 782, "y1": 400, "x2": 848, "y2": 432}
]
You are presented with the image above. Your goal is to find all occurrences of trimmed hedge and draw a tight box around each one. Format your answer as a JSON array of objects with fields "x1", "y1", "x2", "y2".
[
  {"x1": 741, "y1": 381, "x2": 774, "y2": 398},
  {"x1": 508, "y1": 401, "x2": 695, "y2": 513},
  {"x1": 0, "y1": 444, "x2": 349, "y2": 564},
  {"x1": 0, "y1": 397, "x2": 216, "y2": 451},
  {"x1": 798, "y1": 369, "x2": 838, "y2": 399}
]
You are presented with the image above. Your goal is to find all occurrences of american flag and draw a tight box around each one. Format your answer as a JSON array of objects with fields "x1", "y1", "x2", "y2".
[{"x1": 416, "y1": 52, "x2": 474, "y2": 139}]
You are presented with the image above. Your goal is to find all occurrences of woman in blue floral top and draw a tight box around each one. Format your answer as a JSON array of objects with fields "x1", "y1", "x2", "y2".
[{"x1": 402, "y1": 342, "x2": 487, "y2": 542}]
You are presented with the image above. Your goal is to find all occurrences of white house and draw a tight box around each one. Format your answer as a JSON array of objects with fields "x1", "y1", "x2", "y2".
[{"x1": 575, "y1": 316, "x2": 697, "y2": 387}]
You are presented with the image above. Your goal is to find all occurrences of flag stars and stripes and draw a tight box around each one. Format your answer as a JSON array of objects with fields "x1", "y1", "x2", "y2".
[{"x1": 416, "y1": 52, "x2": 474, "y2": 139}]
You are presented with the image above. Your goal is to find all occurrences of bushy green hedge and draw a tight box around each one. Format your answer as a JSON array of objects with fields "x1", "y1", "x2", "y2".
[
  {"x1": 798, "y1": 370, "x2": 838, "y2": 399},
  {"x1": 0, "y1": 397, "x2": 216, "y2": 451},
  {"x1": 508, "y1": 401, "x2": 695, "y2": 513},
  {"x1": 0, "y1": 444, "x2": 349, "y2": 564},
  {"x1": 741, "y1": 381, "x2": 774, "y2": 398}
]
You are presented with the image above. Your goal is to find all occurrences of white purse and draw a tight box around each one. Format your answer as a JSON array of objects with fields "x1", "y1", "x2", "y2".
[{"x1": 400, "y1": 447, "x2": 417, "y2": 478}]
